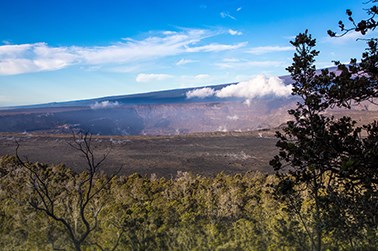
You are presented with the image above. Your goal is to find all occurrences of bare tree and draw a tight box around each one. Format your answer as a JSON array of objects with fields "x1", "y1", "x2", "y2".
[{"x1": 16, "y1": 132, "x2": 121, "y2": 251}]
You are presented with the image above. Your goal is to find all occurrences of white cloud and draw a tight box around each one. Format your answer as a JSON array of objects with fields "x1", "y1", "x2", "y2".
[
  {"x1": 0, "y1": 59, "x2": 38, "y2": 75},
  {"x1": 220, "y1": 11, "x2": 236, "y2": 20},
  {"x1": 236, "y1": 7, "x2": 242, "y2": 12},
  {"x1": 90, "y1": 101, "x2": 120, "y2": 109},
  {"x1": 162, "y1": 31, "x2": 177, "y2": 35},
  {"x1": 176, "y1": 58, "x2": 197, "y2": 66},
  {"x1": 186, "y1": 75, "x2": 292, "y2": 101},
  {"x1": 136, "y1": 73, "x2": 173, "y2": 83},
  {"x1": 186, "y1": 42, "x2": 247, "y2": 53},
  {"x1": 248, "y1": 46, "x2": 294, "y2": 55},
  {"x1": 0, "y1": 44, "x2": 33, "y2": 56},
  {"x1": 228, "y1": 29, "x2": 243, "y2": 36},
  {"x1": 0, "y1": 29, "x2": 247, "y2": 75},
  {"x1": 33, "y1": 44, "x2": 78, "y2": 70},
  {"x1": 186, "y1": 87, "x2": 216, "y2": 99},
  {"x1": 0, "y1": 43, "x2": 78, "y2": 75},
  {"x1": 76, "y1": 33, "x2": 195, "y2": 65},
  {"x1": 216, "y1": 75, "x2": 292, "y2": 99}
]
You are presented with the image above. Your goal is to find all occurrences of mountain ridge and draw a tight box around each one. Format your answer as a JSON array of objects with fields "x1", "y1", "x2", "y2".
[{"x1": 3, "y1": 70, "x2": 375, "y2": 136}]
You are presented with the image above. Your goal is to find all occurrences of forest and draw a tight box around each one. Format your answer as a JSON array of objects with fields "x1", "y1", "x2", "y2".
[
  {"x1": 1, "y1": 2, "x2": 378, "y2": 251},
  {"x1": 1, "y1": 147, "x2": 377, "y2": 251}
]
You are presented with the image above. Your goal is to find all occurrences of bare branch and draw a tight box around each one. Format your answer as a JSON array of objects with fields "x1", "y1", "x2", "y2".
[{"x1": 15, "y1": 132, "x2": 116, "y2": 250}]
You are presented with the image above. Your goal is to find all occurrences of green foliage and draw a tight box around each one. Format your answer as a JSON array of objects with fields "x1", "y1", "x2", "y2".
[
  {"x1": 1, "y1": 155, "x2": 318, "y2": 250},
  {"x1": 271, "y1": 2, "x2": 378, "y2": 250},
  {"x1": 1, "y1": 155, "x2": 375, "y2": 250}
]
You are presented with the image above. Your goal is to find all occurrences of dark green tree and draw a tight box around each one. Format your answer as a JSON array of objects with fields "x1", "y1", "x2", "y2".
[
  {"x1": 270, "y1": 30, "x2": 333, "y2": 251},
  {"x1": 271, "y1": 2, "x2": 378, "y2": 250}
]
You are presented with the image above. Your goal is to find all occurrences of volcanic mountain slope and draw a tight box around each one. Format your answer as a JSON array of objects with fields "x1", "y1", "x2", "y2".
[
  {"x1": 0, "y1": 73, "x2": 376, "y2": 136},
  {"x1": 0, "y1": 82, "x2": 295, "y2": 135}
]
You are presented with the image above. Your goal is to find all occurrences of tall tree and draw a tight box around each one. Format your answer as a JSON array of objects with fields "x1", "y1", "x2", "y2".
[
  {"x1": 270, "y1": 30, "x2": 333, "y2": 251},
  {"x1": 271, "y1": 1, "x2": 378, "y2": 249}
]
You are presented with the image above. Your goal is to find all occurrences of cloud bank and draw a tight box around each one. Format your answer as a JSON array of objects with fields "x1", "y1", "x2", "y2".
[
  {"x1": 216, "y1": 75, "x2": 292, "y2": 99},
  {"x1": 186, "y1": 75, "x2": 292, "y2": 102}
]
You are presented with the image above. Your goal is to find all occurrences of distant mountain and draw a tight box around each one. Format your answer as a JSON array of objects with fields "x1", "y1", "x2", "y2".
[
  {"x1": 1, "y1": 71, "x2": 374, "y2": 136},
  {"x1": 9, "y1": 83, "x2": 236, "y2": 110}
]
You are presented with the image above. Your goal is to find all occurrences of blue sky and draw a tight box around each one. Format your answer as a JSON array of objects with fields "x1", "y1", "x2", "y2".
[{"x1": 0, "y1": 0, "x2": 371, "y2": 106}]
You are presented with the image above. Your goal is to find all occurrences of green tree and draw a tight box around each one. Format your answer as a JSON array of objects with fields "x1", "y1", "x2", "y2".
[
  {"x1": 270, "y1": 30, "x2": 331, "y2": 251},
  {"x1": 271, "y1": 2, "x2": 378, "y2": 250}
]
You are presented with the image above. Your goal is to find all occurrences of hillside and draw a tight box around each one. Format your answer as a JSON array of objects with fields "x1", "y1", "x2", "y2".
[{"x1": 0, "y1": 75, "x2": 296, "y2": 135}]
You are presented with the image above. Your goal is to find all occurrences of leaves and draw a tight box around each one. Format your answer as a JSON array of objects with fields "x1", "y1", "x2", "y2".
[{"x1": 271, "y1": 4, "x2": 378, "y2": 248}]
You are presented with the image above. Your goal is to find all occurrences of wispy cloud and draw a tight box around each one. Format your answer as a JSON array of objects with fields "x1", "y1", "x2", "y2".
[
  {"x1": 77, "y1": 29, "x2": 207, "y2": 65},
  {"x1": 176, "y1": 58, "x2": 197, "y2": 66},
  {"x1": 247, "y1": 46, "x2": 294, "y2": 55},
  {"x1": 186, "y1": 42, "x2": 247, "y2": 52},
  {"x1": 0, "y1": 43, "x2": 78, "y2": 75},
  {"x1": 0, "y1": 29, "x2": 247, "y2": 75},
  {"x1": 136, "y1": 73, "x2": 173, "y2": 83},
  {"x1": 228, "y1": 29, "x2": 243, "y2": 36},
  {"x1": 236, "y1": 7, "x2": 242, "y2": 12},
  {"x1": 220, "y1": 11, "x2": 236, "y2": 20}
]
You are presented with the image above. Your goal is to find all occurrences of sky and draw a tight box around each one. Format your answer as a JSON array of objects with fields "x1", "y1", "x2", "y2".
[{"x1": 0, "y1": 0, "x2": 372, "y2": 107}]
